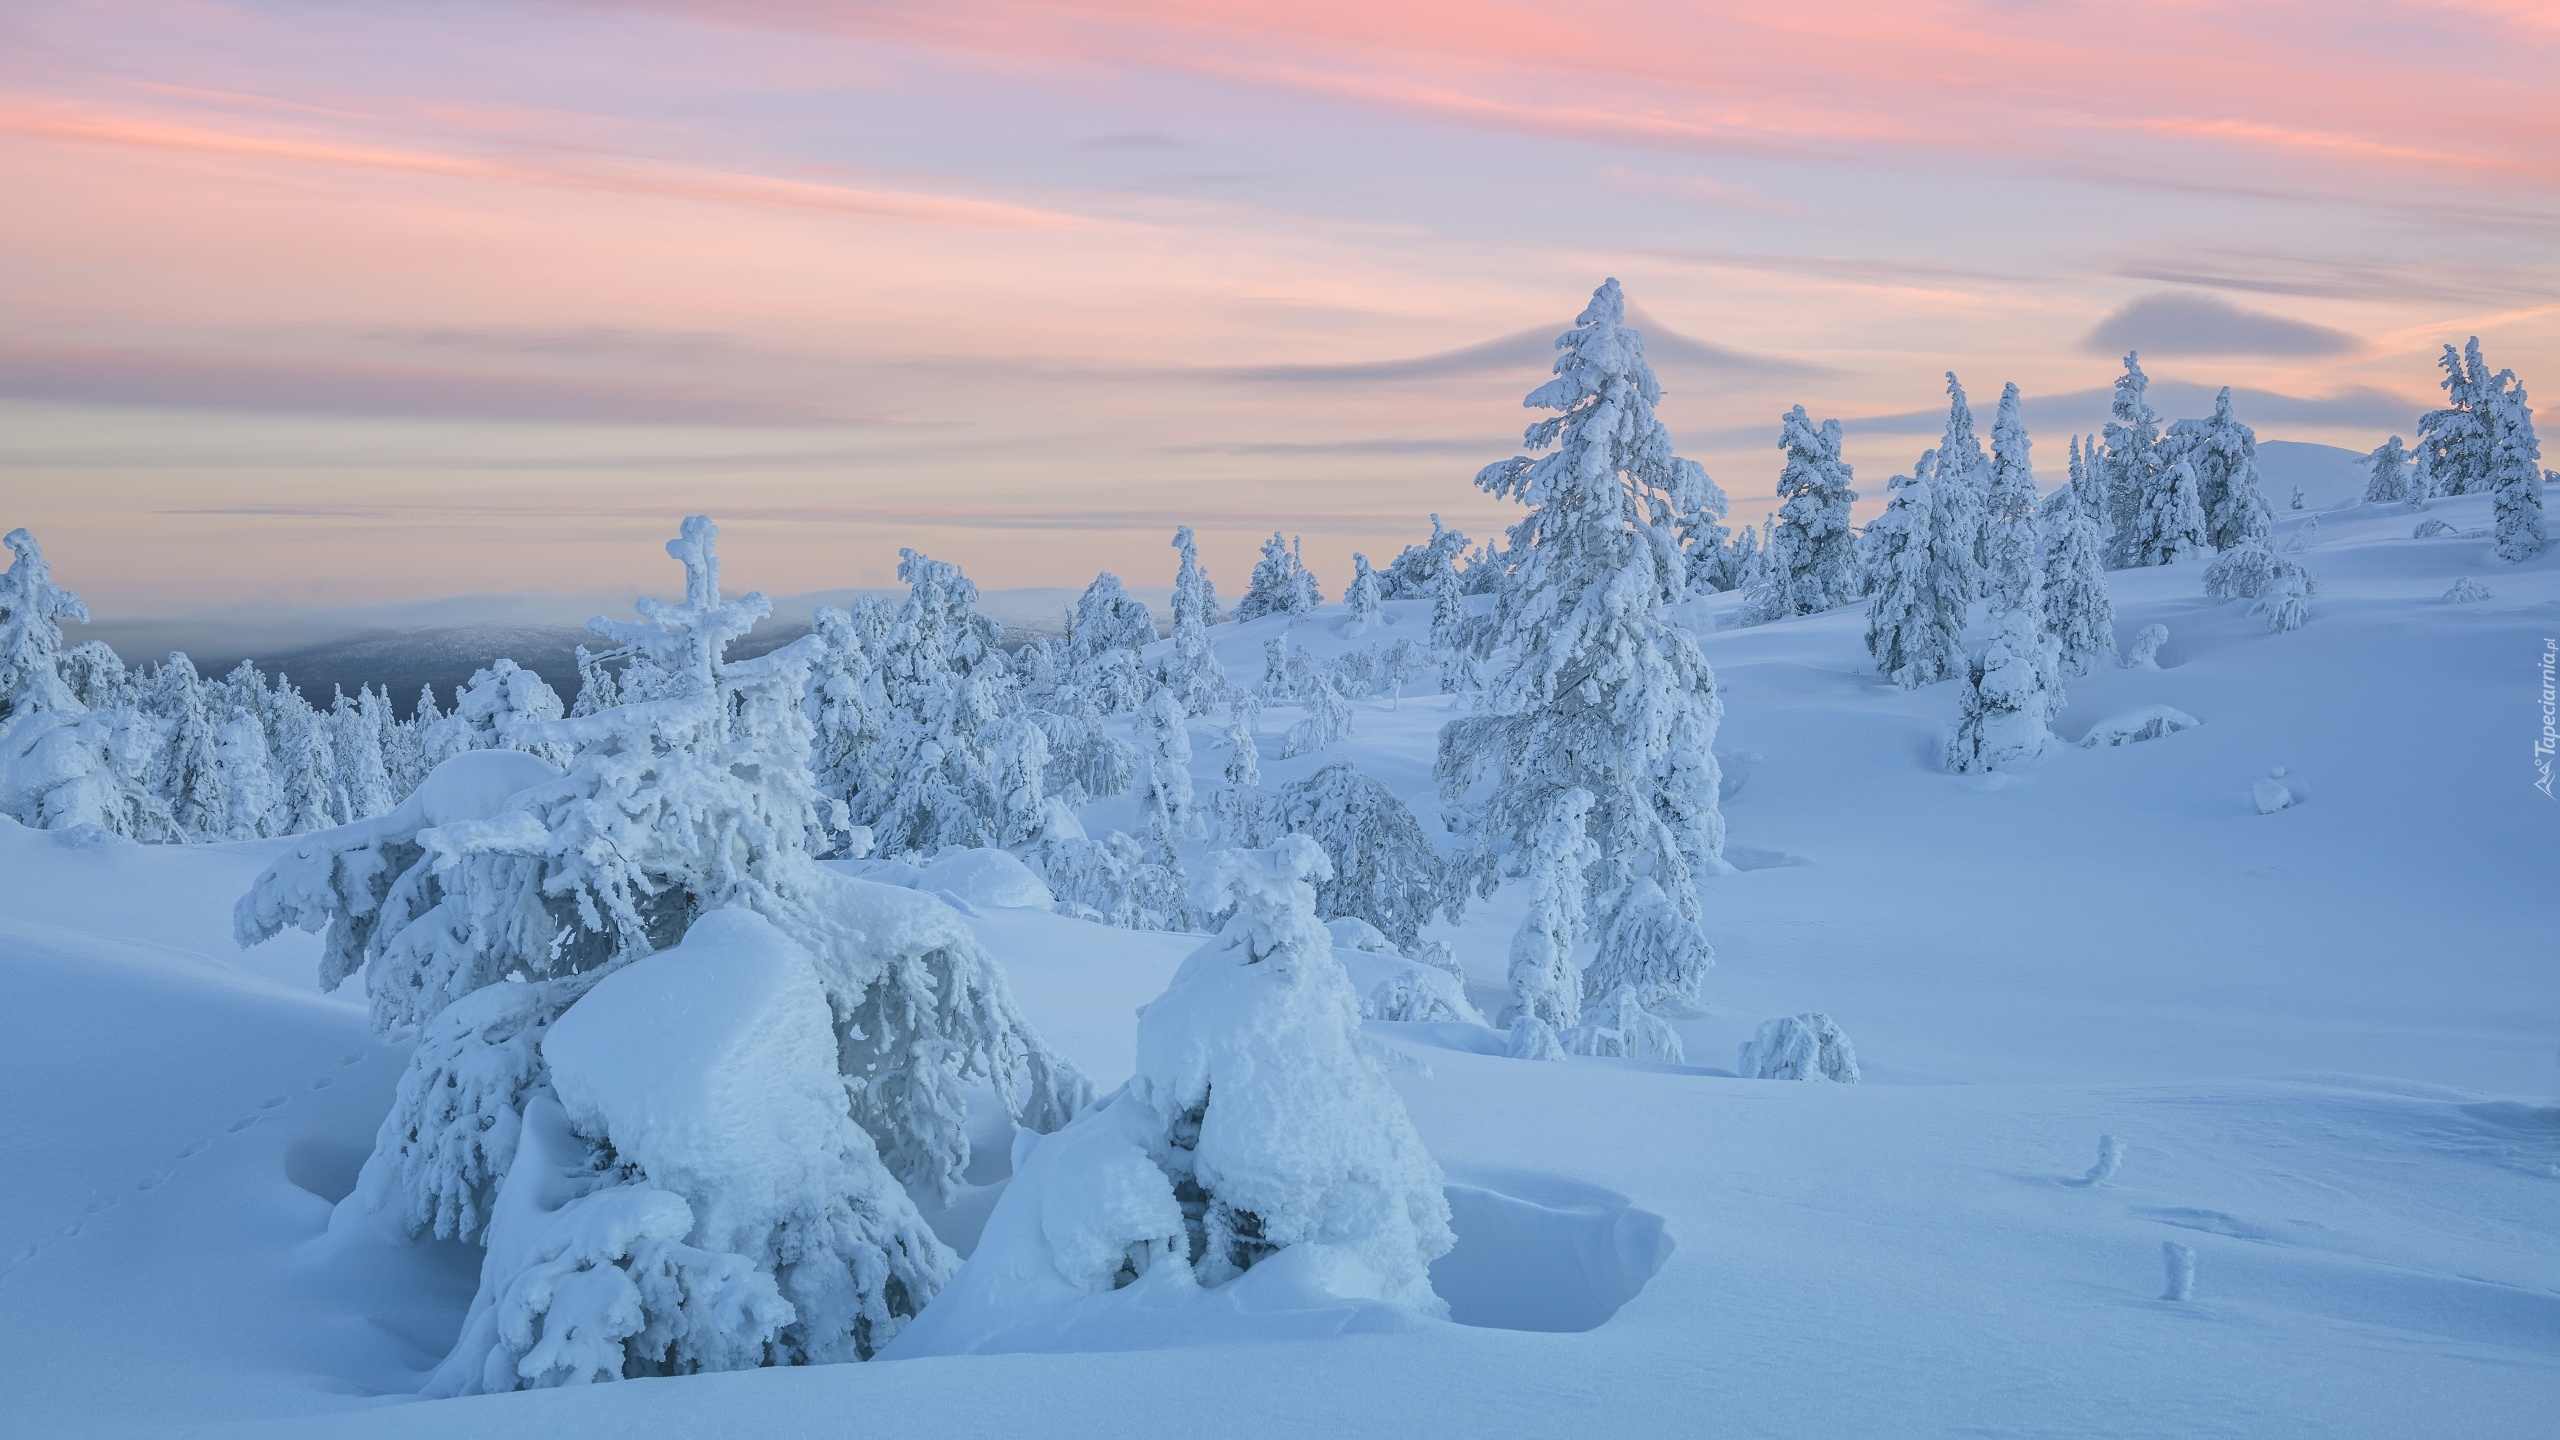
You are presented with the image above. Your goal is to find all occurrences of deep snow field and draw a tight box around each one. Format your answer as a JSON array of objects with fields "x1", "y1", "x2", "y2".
[{"x1": 3, "y1": 485, "x2": 2554, "y2": 1438}]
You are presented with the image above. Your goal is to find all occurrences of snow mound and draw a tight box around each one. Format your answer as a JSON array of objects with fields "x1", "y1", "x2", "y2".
[
  {"x1": 916, "y1": 848, "x2": 1056, "y2": 910},
  {"x1": 542, "y1": 908, "x2": 862, "y2": 1244},
  {"x1": 1738, "y1": 1013, "x2": 1860, "y2": 1082},
  {"x1": 1429, "y1": 1172, "x2": 1673, "y2": 1333},
  {"x1": 2079, "y1": 705, "x2": 2201, "y2": 747},
  {"x1": 887, "y1": 839, "x2": 1452, "y2": 1358}
]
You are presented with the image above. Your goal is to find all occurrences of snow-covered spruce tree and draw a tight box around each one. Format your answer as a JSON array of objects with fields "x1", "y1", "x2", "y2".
[
  {"x1": 1343, "y1": 553, "x2": 1384, "y2": 636},
  {"x1": 1982, "y1": 383, "x2": 2041, "y2": 614},
  {"x1": 1066, "y1": 571, "x2": 1155, "y2": 714},
  {"x1": 237, "y1": 517, "x2": 1088, "y2": 1389},
  {"x1": 1716, "y1": 521, "x2": 1759, "y2": 598},
  {"x1": 1565, "y1": 982, "x2": 1684, "y2": 1063},
  {"x1": 2100, "y1": 352, "x2": 2167, "y2": 568},
  {"x1": 889, "y1": 837, "x2": 1451, "y2": 1353},
  {"x1": 1423, "y1": 563, "x2": 1484, "y2": 691},
  {"x1": 803, "y1": 604, "x2": 885, "y2": 843},
  {"x1": 1741, "y1": 406, "x2": 1861, "y2": 622},
  {"x1": 426, "y1": 659, "x2": 571, "y2": 771},
  {"x1": 335, "y1": 686, "x2": 397, "y2": 821},
  {"x1": 145, "y1": 654, "x2": 230, "y2": 841},
  {"x1": 2362, "y1": 435, "x2": 2415, "y2": 503},
  {"x1": 0, "y1": 532, "x2": 169, "y2": 838},
  {"x1": 0, "y1": 528, "x2": 87, "y2": 725},
  {"x1": 214, "y1": 669, "x2": 280, "y2": 840},
  {"x1": 2122, "y1": 457, "x2": 2209, "y2": 568},
  {"x1": 2417, "y1": 337, "x2": 2498, "y2": 496},
  {"x1": 1438, "y1": 279, "x2": 1726, "y2": 1022},
  {"x1": 1158, "y1": 526, "x2": 1227, "y2": 713},
  {"x1": 569, "y1": 644, "x2": 620, "y2": 718},
  {"x1": 1936, "y1": 373, "x2": 1992, "y2": 584},
  {"x1": 1137, "y1": 685, "x2": 1197, "y2": 844},
  {"x1": 849, "y1": 549, "x2": 1019, "y2": 858},
  {"x1": 2164, "y1": 386, "x2": 2273, "y2": 553},
  {"x1": 2040, "y1": 440, "x2": 2117, "y2": 679},
  {"x1": 1235, "y1": 531, "x2": 1321, "y2": 622},
  {"x1": 1265, "y1": 760, "x2": 1450, "y2": 951},
  {"x1": 1382, "y1": 514, "x2": 1469, "y2": 598},
  {"x1": 1863, "y1": 449, "x2": 1971, "y2": 688},
  {"x1": 2489, "y1": 375, "x2": 2547, "y2": 563},
  {"x1": 1504, "y1": 786, "x2": 1595, "y2": 1037},
  {"x1": 1945, "y1": 604, "x2": 2060, "y2": 773},
  {"x1": 1208, "y1": 699, "x2": 1264, "y2": 845},
  {"x1": 266, "y1": 678, "x2": 340, "y2": 836}
]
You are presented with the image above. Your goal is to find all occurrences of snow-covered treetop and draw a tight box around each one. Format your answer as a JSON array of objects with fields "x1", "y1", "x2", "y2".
[
  {"x1": 1, "y1": 529, "x2": 90, "y2": 722},
  {"x1": 587, "y1": 515, "x2": 773, "y2": 698},
  {"x1": 1191, "y1": 835, "x2": 1336, "y2": 970},
  {"x1": 1476, "y1": 278, "x2": 1710, "y2": 611}
]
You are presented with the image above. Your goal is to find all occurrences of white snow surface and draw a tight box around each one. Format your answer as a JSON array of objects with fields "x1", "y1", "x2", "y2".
[{"x1": 1, "y1": 486, "x2": 2554, "y2": 1437}]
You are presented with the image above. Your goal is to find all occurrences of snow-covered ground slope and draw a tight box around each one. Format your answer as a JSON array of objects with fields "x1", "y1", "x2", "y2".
[{"x1": 2, "y1": 488, "x2": 2552, "y2": 1438}]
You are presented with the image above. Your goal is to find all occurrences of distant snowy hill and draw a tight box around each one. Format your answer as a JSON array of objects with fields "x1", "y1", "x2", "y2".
[
  {"x1": 2255, "y1": 440, "x2": 2374, "y2": 510},
  {"x1": 1, "y1": 486, "x2": 2549, "y2": 1438}
]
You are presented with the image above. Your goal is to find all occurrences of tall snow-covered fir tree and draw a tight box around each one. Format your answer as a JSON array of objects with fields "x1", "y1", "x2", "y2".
[
  {"x1": 1158, "y1": 526, "x2": 1226, "y2": 712},
  {"x1": 2164, "y1": 387, "x2": 2272, "y2": 553},
  {"x1": 1436, "y1": 278, "x2": 1724, "y2": 1023},
  {"x1": 1863, "y1": 448, "x2": 1971, "y2": 689},
  {"x1": 2100, "y1": 352, "x2": 2167, "y2": 569},
  {"x1": 2042, "y1": 438, "x2": 2118, "y2": 678},
  {"x1": 1741, "y1": 406, "x2": 1861, "y2": 622},
  {"x1": 2363, "y1": 435, "x2": 2416, "y2": 503},
  {"x1": 1981, "y1": 383, "x2": 2041, "y2": 615},
  {"x1": 1065, "y1": 571, "x2": 1154, "y2": 713},
  {"x1": 2489, "y1": 374, "x2": 2547, "y2": 563},
  {"x1": 237, "y1": 516, "x2": 1089, "y2": 1390},
  {"x1": 1935, "y1": 373, "x2": 1992, "y2": 585}
]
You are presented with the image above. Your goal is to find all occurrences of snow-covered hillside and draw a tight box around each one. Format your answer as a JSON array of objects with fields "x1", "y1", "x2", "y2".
[{"x1": 3, "y1": 483, "x2": 2551, "y2": 1439}]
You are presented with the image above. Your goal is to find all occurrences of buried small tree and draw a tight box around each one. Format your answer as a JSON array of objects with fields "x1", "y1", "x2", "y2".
[
  {"x1": 235, "y1": 516, "x2": 1088, "y2": 1391},
  {"x1": 888, "y1": 837, "x2": 1455, "y2": 1354}
]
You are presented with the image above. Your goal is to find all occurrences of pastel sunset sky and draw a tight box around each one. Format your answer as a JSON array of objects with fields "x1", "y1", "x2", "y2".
[{"x1": 6, "y1": 0, "x2": 2555, "y2": 615}]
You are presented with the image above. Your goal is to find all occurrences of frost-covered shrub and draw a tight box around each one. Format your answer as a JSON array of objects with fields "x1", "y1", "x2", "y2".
[
  {"x1": 2078, "y1": 705, "x2": 2200, "y2": 747},
  {"x1": 2202, "y1": 540, "x2": 2279, "y2": 602},
  {"x1": 2123, "y1": 624, "x2": 2168, "y2": 669},
  {"x1": 889, "y1": 838, "x2": 1452, "y2": 1357},
  {"x1": 2444, "y1": 576, "x2": 2492, "y2": 603},
  {"x1": 1564, "y1": 984, "x2": 1684, "y2": 1062},
  {"x1": 2254, "y1": 559, "x2": 2314, "y2": 634},
  {"x1": 1737, "y1": 1012, "x2": 1860, "y2": 1082},
  {"x1": 1262, "y1": 761, "x2": 1448, "y2": 950},
  {"x1": 1280, "y1": 675, "x2": 1352, "y2": 759},
  {"x1": 1038, "y1": 828, "x2": 1190, "y2": 932}
]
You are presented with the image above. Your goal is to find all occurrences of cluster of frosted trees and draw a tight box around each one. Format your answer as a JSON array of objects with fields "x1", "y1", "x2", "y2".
[
  {"x1": 2360, "y1": 337, "x2": 2547, "y2": 563},
  {"x1": 0, "y1": 529, "x2": 570, "y2": 841}
]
